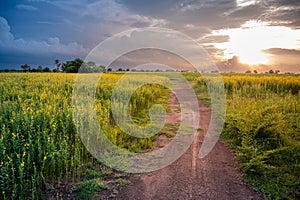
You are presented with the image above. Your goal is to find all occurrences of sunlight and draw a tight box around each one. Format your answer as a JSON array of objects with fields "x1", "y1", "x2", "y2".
[
  {"x1": 210, "y1": 20, "x2": 300, "y2": 65},
  {"x1": 236, "y1": 0, "x2": 256, "y2": 7}
]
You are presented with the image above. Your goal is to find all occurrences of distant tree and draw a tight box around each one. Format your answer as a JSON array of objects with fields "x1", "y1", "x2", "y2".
[
  {"x1": 275, "y1": 70, "x2": 280, "y2": 74},
  {"x1": 21, "y1": 64, "x2": 31, "y2": 72},
  {"x1": 37, "y1": 65, "x2": 43, "y2": 72},
  {"x1": 107, "y1": 68, "x2": 112, "y2": 72},
  {"x1": 253, "y1": 70, "x2": 258, "y2": 74},
  {"x1": 87, "y1": 61, "x2": 97, "y2": 68},
  {"x1": 269, "y1": 69, "x2": 274, "y2": 74},
  {"x1": 99, "y1": 65, "x2": 106, "y2": 72},
  {"x1": 79, "y1": 62, "x2": 91, "y2": 73},
  {"x1": 55, "y1": 59, "x2": 61, "y2": 72},
  {"x1": 126, "y1": 68, "x2": 130, "y2": 71},
  {"x1": 117, "y1": 68, "x2": 123, "y2": 71},
  {"x1": 62, "y1": 58, "x2": 83, "y2": 73},
  {"x1": 31, "y1": 68, "x2": 37, "y2": 72},
  {"x1": 91, "y1": 65, "x2": 106, "y2": 73},
  {"x1": 42, "y1": 67, "x2": 51, "y2": 72}
]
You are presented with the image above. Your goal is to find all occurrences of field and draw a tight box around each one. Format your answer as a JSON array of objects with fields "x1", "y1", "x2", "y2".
[
  {"x1": 0, "y1": 72, "x2": 300, "y2": 199},
  {"x1": 185, "y1": 73, "x2": 300, "y2": 199},
  {"x1": 0, "y1": 73, "x2": 170, "y2": 199}
]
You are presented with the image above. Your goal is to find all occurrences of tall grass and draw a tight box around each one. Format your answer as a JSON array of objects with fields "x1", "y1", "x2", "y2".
[
  {"x1": 0, "y1": 73, "x2": 169, "y2": 199},
  {"x1": 189, "y1": 73, "x2": 300, "y2": 199}
]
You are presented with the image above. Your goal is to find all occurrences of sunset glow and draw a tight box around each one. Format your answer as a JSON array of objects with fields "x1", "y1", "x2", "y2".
[{"x1": 211, "y1": 20, "x2": 300, "y2": 65}]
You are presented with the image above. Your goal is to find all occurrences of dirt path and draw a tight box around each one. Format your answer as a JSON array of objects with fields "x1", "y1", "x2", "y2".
[{"x1": 114, "y1": 94, "x2": 263, "y2": 199}]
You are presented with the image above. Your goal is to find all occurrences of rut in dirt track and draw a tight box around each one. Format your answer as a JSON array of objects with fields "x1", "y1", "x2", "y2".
[{"x1": 115, "y1": 82, "x2": 263, "y2": 200}]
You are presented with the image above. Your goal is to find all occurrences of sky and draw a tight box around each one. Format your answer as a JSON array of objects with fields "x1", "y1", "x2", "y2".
[{"x1": 0, "y1": 0, "x2": 300, "y2": 72}]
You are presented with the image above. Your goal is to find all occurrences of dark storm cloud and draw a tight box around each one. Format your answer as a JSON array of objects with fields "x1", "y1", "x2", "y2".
[
  {"x1": 257, "y1": 0, "x2": 300, "y2": 28},
  {"x1": 226, "y1": 4, "x2": 265, "y2": 20},
  {"x1": 117, "y1": 0, "x2": 240, "y2": 32},
  {"x1": 115, "y1": 0, "x2": 181, "y2": 16}
]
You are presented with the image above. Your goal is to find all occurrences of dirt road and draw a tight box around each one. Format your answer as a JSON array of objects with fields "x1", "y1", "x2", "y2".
[{"x1": 115, "y1": 99, "x2": 263, "y2": 200}]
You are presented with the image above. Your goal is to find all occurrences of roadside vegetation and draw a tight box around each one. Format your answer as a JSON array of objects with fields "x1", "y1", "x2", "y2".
[
  {"x1": 185, "y1": 73, "x2": 300, "y2": 199},
  {"x1": 0, "y1": 73, "x2": 170, "y2": 199}
]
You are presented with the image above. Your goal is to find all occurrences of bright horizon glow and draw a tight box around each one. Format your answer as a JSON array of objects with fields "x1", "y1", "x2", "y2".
[{"x1": 210, "y1": 20, "x2": 300, "y2": 65}]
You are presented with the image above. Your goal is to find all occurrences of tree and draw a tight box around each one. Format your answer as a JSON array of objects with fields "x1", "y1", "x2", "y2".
[
  {"x1": 21, "y1": 64, "x2": 31, "y2": 72},
  {"x1": 98, "y1": 65, "x2": 106, "y2": 73},
  {"x1": 42, "y1": 67, "x2": 51, "y2": 72},
  {"x1": 269, "y1": 69, "x2": 274, "y2": 74},
  {"x1": 61, "y1": 58, "x2": 83, "y2": 73},
  {"x1": 79, "y1": 62, "x2": 91, "y2": 73},
  {"x1": 253, "y1": 70, "x2": 258, "y2": 74},
  {"x1": 55, "y1": 59, "x2": 61, "y2": 72},
  {"x1": 37, "y1": 66, "x2": 43, "y2": 72}
]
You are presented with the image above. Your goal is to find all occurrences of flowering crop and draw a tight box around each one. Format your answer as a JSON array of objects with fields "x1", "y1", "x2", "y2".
[{"x1": 0, "y1": 73, "x2": 170, "y2": 199}]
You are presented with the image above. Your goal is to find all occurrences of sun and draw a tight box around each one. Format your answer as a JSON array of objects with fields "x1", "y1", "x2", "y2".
[
  {"x1": 238, "y1": 51, "x2": 268, "y2": 65},
  {"x1": 210, "y1": 20, "x2": 300, "y2": 66}
]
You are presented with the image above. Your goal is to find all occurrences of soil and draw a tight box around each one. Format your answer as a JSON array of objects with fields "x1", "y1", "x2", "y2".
[{"x1": 113, "y1": 94, "x2": 264, "y2": 200}]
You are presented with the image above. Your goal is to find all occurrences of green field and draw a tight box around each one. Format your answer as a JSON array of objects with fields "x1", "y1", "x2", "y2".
[
  {"x1": 0, "y1": 72, "x2": 299, "y2": 199},
  {"x1": 185, "y1": 73, "x2": 300, "y2": 199}
]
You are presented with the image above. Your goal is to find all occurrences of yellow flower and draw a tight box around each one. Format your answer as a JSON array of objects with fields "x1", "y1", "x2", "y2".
[
  {"x1": 44, "y1": 156, "x2": 47, "y2": 160},
  {"x1": 20, "y1": 162, "x2": 25, "y2": 167}
]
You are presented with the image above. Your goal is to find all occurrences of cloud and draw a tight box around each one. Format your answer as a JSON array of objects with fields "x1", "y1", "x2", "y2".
[
  {"x1": 35, "y1": 0, "x2": 167, "y2": 28},
  {"x1": 0, "y1": 16, "x2": 88, "y2": 58},
  {"x1": 264, "y1": 48, "x2": 300, "y2": 56},
  {"x1": 109, "y1": 49, "x2": 194, "y2": 70},
  {"x1": 198, "y1": 35, "x2": 229, "y2": 44},
  {"x1": 217, "y1": 55, "x2": 251, "y2": 72},
  {"x1": 0, "y1": 17, "x2": 14, "y2": 42},
  {"x1": 16, "y1": 4, "x2": 38, "y2": 11},
  {"x1": 116, "y1": 0, "x2": 181, "y2": 16},
  {"x1": 263, "y1": 48, "x2": 300, "y2": 72}
]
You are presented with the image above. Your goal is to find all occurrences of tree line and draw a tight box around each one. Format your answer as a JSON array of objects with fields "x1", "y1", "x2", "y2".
[
  {"x1": 0, "y1": 58, "x2": 107, "y2": 73},
  {"x1": 54, "y1": 58, "x2": 106, "y2": 73}
]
